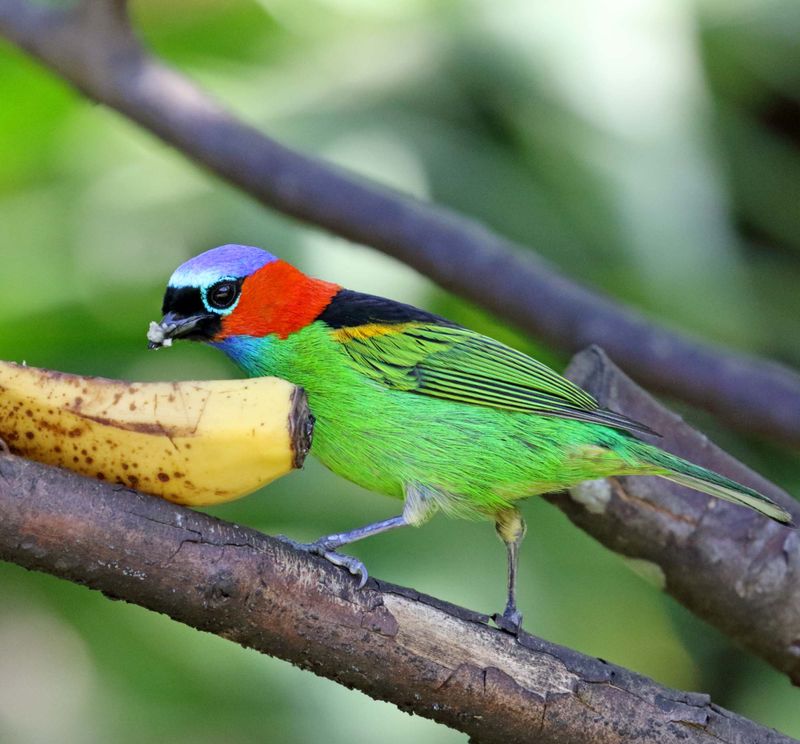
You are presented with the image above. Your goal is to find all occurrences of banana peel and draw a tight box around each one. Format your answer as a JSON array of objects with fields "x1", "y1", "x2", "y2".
[{"x1": 0, "y1": 360, "x2": 314, "y2": 505}]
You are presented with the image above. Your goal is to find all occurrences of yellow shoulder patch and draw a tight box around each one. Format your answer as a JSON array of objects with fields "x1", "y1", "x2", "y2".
[{"x1": 331, "y1": 323, "x2": 412, "y2": 343}]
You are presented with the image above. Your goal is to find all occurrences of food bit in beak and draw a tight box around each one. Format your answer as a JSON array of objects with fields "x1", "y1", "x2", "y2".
[{"x1": 147, "y1": 321, "x2": 174, "y2": 349}]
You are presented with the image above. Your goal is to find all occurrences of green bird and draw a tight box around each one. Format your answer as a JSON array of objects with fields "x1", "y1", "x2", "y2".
[{"x1": 148, "y1": 244, "x2": 793, "y2": 628}]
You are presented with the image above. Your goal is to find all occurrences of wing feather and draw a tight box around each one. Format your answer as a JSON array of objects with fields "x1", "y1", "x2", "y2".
[{"x1": 331, "y1": 316, "x2": 656, "y2": 437}]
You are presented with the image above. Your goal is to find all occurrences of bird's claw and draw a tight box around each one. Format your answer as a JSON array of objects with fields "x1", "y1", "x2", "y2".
[
  {"x1": 318, "y1": 550, "x2": 369, "y2": 589},
  {"x1": 493, "y1": 606, "x2": 523, "y2": 634},
  {"x1": 276, "y1": 535, "x2": 369, "y2": 588}
]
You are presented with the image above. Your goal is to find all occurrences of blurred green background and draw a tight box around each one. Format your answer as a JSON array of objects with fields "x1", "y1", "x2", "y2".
[{"x1": 2, "y1": 0, "x2": 800, "y2": 741}]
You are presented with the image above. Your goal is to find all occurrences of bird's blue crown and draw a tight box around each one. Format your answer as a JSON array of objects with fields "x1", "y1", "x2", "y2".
[{"x1": 169, "y1": 244, "x2": 277, "y2": 288}]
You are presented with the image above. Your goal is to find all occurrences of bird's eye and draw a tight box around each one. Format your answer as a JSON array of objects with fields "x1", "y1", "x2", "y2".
[{"x1": 207, "y1": 280, "x2": 239, "y2": 310}]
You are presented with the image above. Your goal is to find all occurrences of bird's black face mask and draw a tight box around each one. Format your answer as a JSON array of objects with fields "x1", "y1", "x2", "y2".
[{"x1": 147, "y1": 286, "x2": 221, "y2": 348}]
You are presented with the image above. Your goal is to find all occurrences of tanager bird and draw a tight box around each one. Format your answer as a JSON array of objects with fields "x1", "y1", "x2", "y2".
[{"x1": 149, "y1": 244, "x2": 792, "y2": 628}]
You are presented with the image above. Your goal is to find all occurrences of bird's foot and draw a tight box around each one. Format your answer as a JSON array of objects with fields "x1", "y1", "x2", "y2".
[
  {"x1": 0, "y1": 436, "x2": 8, "y2": 455},
  {"x1": 316, "y1": 549, "x2": 369, "y2": 588},
  {"x1": 275, "y1": 535, "x2": 369, "y2": 588},
  {"x1": 493, "y1": 605, "x2": 523, "y2": 634}
]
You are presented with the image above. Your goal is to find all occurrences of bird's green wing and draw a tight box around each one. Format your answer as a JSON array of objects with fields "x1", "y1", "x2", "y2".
[{"x1": 332, "y1": 322, "x2": 656, "y2": 437}]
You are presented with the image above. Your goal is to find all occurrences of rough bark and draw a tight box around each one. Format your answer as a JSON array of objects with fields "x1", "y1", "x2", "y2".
[
  {"x1": 1, "y1": 0, "x2": 800, "y2": 445},
  {"x1": 0, "y1": 453, "x2": 794, "y2": 744},
  {"x1": 554, "y1": 346, "x2": 800, "y2": 683}
]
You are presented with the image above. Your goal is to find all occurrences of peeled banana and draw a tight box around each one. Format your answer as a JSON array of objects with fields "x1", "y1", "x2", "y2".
[{"x1": 0, "y1": 360, "x2": 313, "y2": 505}]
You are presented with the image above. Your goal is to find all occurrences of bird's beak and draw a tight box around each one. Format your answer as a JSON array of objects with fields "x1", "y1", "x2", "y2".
[{"x1": 147, "y1": 312, "x2": 216, "y2": 349}]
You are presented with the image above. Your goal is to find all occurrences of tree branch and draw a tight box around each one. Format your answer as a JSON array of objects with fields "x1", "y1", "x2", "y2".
[
  {"x1": 554, "y1": 346, "x2": 800, "y2": 683},
  {"x1": 2, "y1": 0, "x2": 800, "y2": 445},
  {"x1": 0, "y1": 453, "x2": 794, "y2": 744}
]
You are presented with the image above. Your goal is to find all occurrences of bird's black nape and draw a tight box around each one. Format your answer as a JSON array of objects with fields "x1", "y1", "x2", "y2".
[{"x1": 318, "y1": 289, "x2": 459, "y2": 329}]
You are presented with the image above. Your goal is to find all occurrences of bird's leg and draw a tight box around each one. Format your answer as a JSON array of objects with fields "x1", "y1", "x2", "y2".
[
  {"x1": 278, "y1": 515, "x2": 408, "y2": 588},
  {"x1": 280, "y1": 483, "x2": 439, "y2": 588},
  {"x1": 493, "y1": 507, "x2": 527, "y2": 633},
  {"x1": 309, "y1": 515, "x2": 410, "y2": 552}
]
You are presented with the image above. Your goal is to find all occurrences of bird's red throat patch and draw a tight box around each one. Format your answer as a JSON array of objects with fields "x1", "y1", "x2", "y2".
[{"x1": 220, "y1": 260, "x2": 340, "y2": 339}]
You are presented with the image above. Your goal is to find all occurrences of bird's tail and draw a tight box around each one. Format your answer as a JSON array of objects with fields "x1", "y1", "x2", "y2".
[{"x1": 627, "y1": 442, "x2": 794, "y2": 525}]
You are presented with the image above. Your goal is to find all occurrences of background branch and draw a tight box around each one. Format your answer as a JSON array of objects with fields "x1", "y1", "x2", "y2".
[
  {"x1": 556, "y1": 347, "x2": 800, "y2": 683},
  {"x1": 0, "y1": 452, "x2": 795, "y2": 744},
  {"x1": 1, "y1": 0, "x2": 800, "y2": 446}
]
